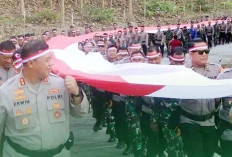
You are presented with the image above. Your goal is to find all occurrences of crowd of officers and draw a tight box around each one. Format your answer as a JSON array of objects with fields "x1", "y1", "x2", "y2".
[{"x1": 1, "y1": 16, "x2": 232, "y2": 157}]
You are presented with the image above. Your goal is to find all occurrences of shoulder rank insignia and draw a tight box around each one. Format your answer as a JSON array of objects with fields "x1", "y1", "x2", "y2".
[{"x1": 20, "y1": 78, "x2": 25, "y2": 86}]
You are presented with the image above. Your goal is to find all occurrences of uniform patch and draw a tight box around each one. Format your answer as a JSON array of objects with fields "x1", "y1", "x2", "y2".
[
  {"x1": 21, "y1": 117, "x2": 29, "y2": 125},
  {"x1": 49, "y1": 89, "x2": 59, "y2": 94},
  {"x1": 15, "y1": 110, "x2": 23, "y2": 116},
  {"x1": 52, "y1": 103, "x2": 61, "y2": 110},
  {"x1": 14, "y1": 95, "x2": 26, "y2": 101},
  {"x1": 14, "y1": 89, "x2": 24, "y2": 95},
  {"x1": 54, "y1": 111, "x2": 61, "y2": 118},
  {"x1": 25, "y1": 107, "x2": 32, "y2": 114}
]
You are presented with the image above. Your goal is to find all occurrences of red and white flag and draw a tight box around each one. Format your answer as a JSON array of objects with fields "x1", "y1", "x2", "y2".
[{"x1": 47, "y1": 21, "x2": 231, "y2": 99}]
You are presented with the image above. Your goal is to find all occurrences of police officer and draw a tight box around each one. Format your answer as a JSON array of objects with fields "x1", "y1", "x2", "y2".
[
  {"x1": 0, "y1": 40, "x2": 88, "y2": 157},
  {"x1": 154, "y1": 25, "x2": 165, "y2": 57},
  {"x1": 219, "y1": 20, "x2": 226, "y2": 45},
  {"x1": 0, "y1": 40, "x2": 17, "y2": 85},
  {"x1": 139, "y1": 25, "x2": 148, "y2": 55},
  {"x1": 179, "y1": 38, "x2": 221, "y2": 157},
  {"x1": 206, "y1": 21, "x2": 214, "y2": 48},
  {"x1": 217, "y1": 69, "x2": 232, "y2": 157}
]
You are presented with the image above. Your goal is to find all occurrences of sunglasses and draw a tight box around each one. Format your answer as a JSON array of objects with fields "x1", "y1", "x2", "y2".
[{"x1": 192, "y1": 49, "x2": 210, "y2": 55}]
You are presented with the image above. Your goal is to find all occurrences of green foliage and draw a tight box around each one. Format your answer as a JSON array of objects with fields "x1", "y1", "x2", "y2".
[
  {"x1": 195, "y1": 0, "x2": 212, "y2": 12},
  {"x1": 221, "y1": 1, "x2": 232, "y2": 8},
  {"x1": 83, "y1": 6, "x2": 115, "y2": 23},
  {"x1": 27, "y1": 9, "x2": 60, "y2": 24},
  {"x1": 145, "y1": 0, "x2": 177, "y2": 17}
]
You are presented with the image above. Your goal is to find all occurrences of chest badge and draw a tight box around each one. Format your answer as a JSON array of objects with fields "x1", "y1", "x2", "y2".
[
  {"x1": 21, "y1": 117, "x2": 29, "y2": 125},
  {"x1": 53, "y1": 103, "x2": 61, "y2": 110},
  {"x1": 25, "y1": 107, "x2": 32, "y2": 114},
  {"x1": 54, "y1": 111, "x2": 61, "y2": 119}
]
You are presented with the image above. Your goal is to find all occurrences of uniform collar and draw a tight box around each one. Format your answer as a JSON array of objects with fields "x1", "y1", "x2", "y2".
[
  {"x1": 18, "y1": 71, "x2": 50, "y2": 94},
  {"x1": 190, "y1": 63, "x2": 209, "y2": 71}
]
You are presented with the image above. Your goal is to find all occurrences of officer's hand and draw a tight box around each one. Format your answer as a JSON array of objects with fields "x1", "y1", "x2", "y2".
[{"x1": 64, "y1": 76, "x2": 80, "y2": 95}]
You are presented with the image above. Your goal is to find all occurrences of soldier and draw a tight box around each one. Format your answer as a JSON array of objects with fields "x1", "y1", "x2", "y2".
[
  {"x1": 219, "y1": 20, "x2": 226, "y2": 45},
  {"x1": 154, "y1": 25, "x2": 165, "y2": 57},
  {"x1": 108, "y1": 33, "x2": 116, "y2": 46},
  {"x1": 165, "y1": 24, "x2": 174, "y2": 55},
  {"x1": 205, "y1": 21, "x2": 214, "y2": 48},
  {"x1": 217, "y1": 69, "x2": 232, "y2": 157},
  {"x1": 182, "y1": 26, "x2": 191, "y2": 53},
  {"x1": 196, "y1": 24, "x2": 201, "y2": 38},
  {"x1": 213, "y1": 20, "x2": 220, "y2": 46},
  {"x1": 0, "y1": 40, "x2": 17, "y2": 85},
  {"x1": 225, "y1": 19, "x2": 232, "y2": 44},
  {"x1": 0, "y1": 40, "x2": 88, "y2": 157},
  {"x1": 179, "y1": 38, "x2": 221, "y2": 157},
  {"x1": 200, "y1": 24, "x2": 207, "y2": 42},
  {"x1": 168, "y1": 46, "x2": 185, "y2": 65},
  {"x1": 139, "y1": 25, "x2": 148, "y2": 55}
]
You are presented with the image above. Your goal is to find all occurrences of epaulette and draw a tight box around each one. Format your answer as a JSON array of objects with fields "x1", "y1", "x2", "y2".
[{"x1": 220, "y1": 68, "x2": 232, "y2": 74}]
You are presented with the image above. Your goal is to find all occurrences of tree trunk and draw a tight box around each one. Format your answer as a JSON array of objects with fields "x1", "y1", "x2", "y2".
[
  {"x1": 110, "y1": 0, "x2": 113, "y2": 8},
  {"x1": 74, "y1": 0, "x2": 77, "y2": 7},
  {"x1": 20, "y1": 0, "x2": 25, "y2": 16},
  {"x1": 80, "y1": 0, "x2": 84, "y2": 9},
  {"x1": 128, "y1": 0, "x2": 132, "y2": 18},
  {"x1": 50, "y1": 0, "x2": 53, "y2": 9},
  {"x1": 61, "y1": 0, "x2": 65, "y2": 26},
  {"x1": 102, "y1": 0, "x2": 105, "y2": 8}
]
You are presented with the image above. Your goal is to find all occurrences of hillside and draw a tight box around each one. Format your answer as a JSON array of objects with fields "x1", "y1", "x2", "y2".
[{"x1": 0, "y1": 0, "x2": 232, "y2": 40}]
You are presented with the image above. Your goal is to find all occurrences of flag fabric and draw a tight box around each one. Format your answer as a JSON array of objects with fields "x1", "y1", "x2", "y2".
[{"x1": 47, "y1": 20, "x2": 232, "y2": 99}]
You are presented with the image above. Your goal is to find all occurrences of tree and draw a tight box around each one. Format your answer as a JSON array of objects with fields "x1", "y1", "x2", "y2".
[
  {"x1": 80, "y1": 0, "x2": 84, "y2": 9},
  {"x1": 61, "y1": 0, "x2": 65, "y2": 26},
  {"x1": 74, "y1": 0, "x2": 77, "y2": 7},
  {"x1": 128, "y1": 0, "x2": 132, "y2": 18},
  {"x1": 20, "y1": 0, "x2": 25, "y2": 17},
  {"x1": 102, "y1": 0, "x2": 105, "y2": 8}
]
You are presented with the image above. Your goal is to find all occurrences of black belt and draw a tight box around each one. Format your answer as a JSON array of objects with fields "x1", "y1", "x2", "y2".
[
  {"x1": 180, "y1": 108, "x2": 214, "y2": 121},
  {"x1": 5, "y1": 132, "x2": 74, "y2": 157}
]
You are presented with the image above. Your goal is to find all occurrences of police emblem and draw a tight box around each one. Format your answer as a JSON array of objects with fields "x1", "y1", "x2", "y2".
[
  {"x1": 54, "y1": 111, "x2": 61, "y2": 118},
  {"x1": 15, "y1": 110, "x2": 23, "y2": 116},
  {"x1": 14, "y1": 95, "x2": 26, "y2": 101},
  {"x1": 52, "y1": 103, "x2": 61, "y2": 110},
  {"x1": 49, "y1": 89, "x2": 60, "y2": 94},
  {"x1": 25, "y1": 107, "x2": 32, "y2": 114},
  {"x1": 21, "y1": 117, "x2": 29, "y2": 125},
  {"x1": 14, "y1": 89, "x2": 25, "y2": 95}
]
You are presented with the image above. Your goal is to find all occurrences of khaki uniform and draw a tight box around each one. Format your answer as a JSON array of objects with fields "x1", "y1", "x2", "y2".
[
  {"x1": 179, "y1": 63, "x2": 221, "y2": 157},
  {"x1": 0, "y1": 72, "x2": 88, "y2": 157},
  {"x1": 217, "y1": 69, "x2": 232, "y2": 141},
  {"x1": 0, "y1": 67, "x2": 16, "y2": 86},
  {"x1": 180, "y1": 63, "x2": 221, "y2": 126}
]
